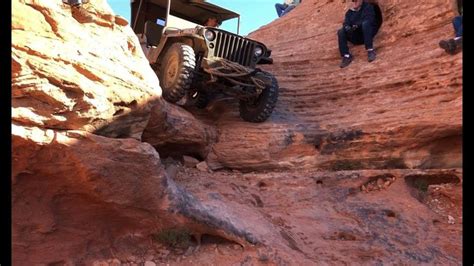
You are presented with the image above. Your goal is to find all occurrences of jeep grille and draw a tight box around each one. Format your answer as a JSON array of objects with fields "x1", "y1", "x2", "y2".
[{"x1": 212, "y1": 31, "x2": 257, "y2": 67}]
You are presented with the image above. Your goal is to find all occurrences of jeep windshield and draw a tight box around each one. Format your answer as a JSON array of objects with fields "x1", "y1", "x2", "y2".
[{"x1": 131, "y1": 0, "x2": 241, "y2": 33}]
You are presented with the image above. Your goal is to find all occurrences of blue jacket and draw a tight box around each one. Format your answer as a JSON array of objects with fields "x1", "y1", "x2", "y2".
[{"x1": 343, "y1": 2, "x2": 375, "y2": 27}]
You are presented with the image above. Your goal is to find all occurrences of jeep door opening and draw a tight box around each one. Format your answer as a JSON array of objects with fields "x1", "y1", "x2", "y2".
[{"x1": 131, "y1": 0, "x2": 279, "y2": 122}]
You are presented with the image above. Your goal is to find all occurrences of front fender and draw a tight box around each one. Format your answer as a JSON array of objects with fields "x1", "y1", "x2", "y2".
[
  {"x1": 257, "y1": 57, "x2": 273, "y2": 64},
  {"x1": 144, "y1": 34, "x2": 203, "y2": 64}
]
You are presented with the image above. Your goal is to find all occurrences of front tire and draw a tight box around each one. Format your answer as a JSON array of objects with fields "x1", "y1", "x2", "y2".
[
  {"x1": 239, "y1": 71, "x2": 279, "y2": 123},
  {"x1": 159, "y1": 43, "x2": 196, "y2": 103}
]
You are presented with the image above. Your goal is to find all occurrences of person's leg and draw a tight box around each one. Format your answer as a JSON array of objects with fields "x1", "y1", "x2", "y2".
[
  {"x1": 453, "y1": 16, "x2": 462, "y2": 38},
  {"x1": 454, "y1": 36, "x2": 462, "y2": 49},
  {"x1": 275, "y1": 4, "x2": 287, "y2": 17},
  {"x1": 361, "y1": 20, "x2": 377, "y2": 62},
  {"x1": 439, "y1": 16, "x2": 463, "y2": 54},
  {"x1": 338, "y1": 28, "x2": 355, "y2": 68},
  {"x1": 452, "y1": 16, "x2": 463, "y2": 52},
  {"x1": 281, "y1": 5, "x2": 296, "y2": 16},
  {"x1": 338, "y1": 28, "x2": 351, "y2": 57},
  {"x1": 361, "y1": 20, "x2": 375, "y2": 50}
]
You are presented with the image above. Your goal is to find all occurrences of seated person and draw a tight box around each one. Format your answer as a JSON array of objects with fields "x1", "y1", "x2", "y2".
[
  {"x1": 439, "y1": 0, "x2": 462, "y2": 55},
  {"x1": 62, "y1": 0, "x2": 92, "y2": 23},
  {"x1": 275, "y1": 0, "x2": 301, "y2": 17},
  {"x1": 337, "y1": 0, "x2": 379, "y2": 68},
  {"x1": 203, "y1": 16, "x2": 221, "y2": 28}
]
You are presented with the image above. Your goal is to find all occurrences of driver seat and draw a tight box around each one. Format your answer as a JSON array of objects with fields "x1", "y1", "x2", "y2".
[{"x1": 144, "y1": 20, "x2": 164, "y2": 47}]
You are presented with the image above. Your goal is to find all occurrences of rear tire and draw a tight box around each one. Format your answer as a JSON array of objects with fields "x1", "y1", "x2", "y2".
[
  {"x1": 239, "y1": 71, "x2": 279, "y2": 123},
  {"x1": 159, "y1": 43, "x2": 196, "y2": 103}
]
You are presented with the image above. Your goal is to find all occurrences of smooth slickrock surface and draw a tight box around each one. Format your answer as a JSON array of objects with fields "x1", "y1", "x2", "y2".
[
  {"x1": 203, "y1": 0, "x2": 462, "y2": 171},
  {"x1": 159, "y1": 166, "x2": 462, "y2": 265}
]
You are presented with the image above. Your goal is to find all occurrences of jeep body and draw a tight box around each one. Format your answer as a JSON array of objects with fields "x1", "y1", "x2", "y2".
[{"x1": 131, "y1": 0, "x2": 278, "y2": 122}]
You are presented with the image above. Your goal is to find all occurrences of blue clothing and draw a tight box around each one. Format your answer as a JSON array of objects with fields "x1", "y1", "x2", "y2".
[
  {"x1": 275, "y1": 3, "x2": 297, "y2": 17},
  {"x1": 453, "y1": 16, "x2": 462, "y2": 37},
  {"x1": 275, "y1": 3, "x2": 287, "y2": 17}
]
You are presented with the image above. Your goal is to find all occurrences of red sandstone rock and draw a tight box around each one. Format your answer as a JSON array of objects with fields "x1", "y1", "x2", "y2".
[
  {"x1": 196, "y1": 161, "x2": 210, "y2": 172},
  {"x1": 203, "y1": 0, "x2": 462, "y2": 171},
  {"x1": 12, "y1": 0, "x2": 161, "y2": 139},
  {"x1": 11, "y1": 1, "x2": 283, "y2": 264},
  {"x1": 12, "y1": 126, "x2": 296, "y2": 264},
  {"x1": 142, "y1": 101, "x2": 217, "y2": 159},
  {"x1": 173, "y1": 167, "x2": 462, "y2": 264},
  {"x1": 183, "y1": 155, "x2": 200, "y2": 168},
  {"x1": 11, "y1": 0, "x2": 463, "y2": 264},
  {"x1": 12, "y1": 126, "x2": 167, "y2": 264}
]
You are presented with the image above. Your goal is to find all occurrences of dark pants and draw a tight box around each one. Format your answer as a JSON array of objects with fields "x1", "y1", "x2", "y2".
[
  {"x1": 453, "y1": 16, "x2": 462, "y2": 37},
  {"x1": 275, "y1": 3, "x2": 287, "y2": 17},
  {"x1": 275, "y1": 3, "x2": 295, "y2": 17},
  {"x1": 337, "y1": 21, "x2": 377, "y2": 57}
]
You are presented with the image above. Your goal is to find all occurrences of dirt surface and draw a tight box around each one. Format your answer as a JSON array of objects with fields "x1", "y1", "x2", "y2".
[{"x1": 87, "y1": 163, "x2": 462, "y2": 265}]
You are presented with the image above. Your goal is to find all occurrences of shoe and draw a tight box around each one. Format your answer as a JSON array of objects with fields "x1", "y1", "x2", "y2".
[
  {"x1": 72, "y1": 5, "x2": 93, "y2": 23},
  {"x1": 439, "y1": 39, "x2": 457, "y2": 55},
  {"x1": 454, "y1": 37, "x2": 463, "y2": 50},
  {"x1": 340, "y1": 54, "x2": 353, "y2": 68},
  {"x1": 367, "y1": 49, "x2": 376, "y2": 62}
]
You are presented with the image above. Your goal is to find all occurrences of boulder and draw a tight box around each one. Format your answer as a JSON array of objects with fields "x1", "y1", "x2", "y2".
[
  {"x1": 182, "y1": 155, "x2": 200, "y2": 168},
  {"x1": 12, "y1": 0, "x2": 161, "y2": 139},
  {"x1": 142, "y1": 101, "x2": 217, "y2": 158},
  {"x1": 196, "y1": 161, "x2": 210, "y2": 172}
]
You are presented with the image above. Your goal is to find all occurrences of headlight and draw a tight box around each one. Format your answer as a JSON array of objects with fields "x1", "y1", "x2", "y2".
[
  {"x1": 254, "y1": 46, "x2": 263, "y2": 57},
  {"x1": 204, "y1": 30, "x2": 216, "y2": 41}
]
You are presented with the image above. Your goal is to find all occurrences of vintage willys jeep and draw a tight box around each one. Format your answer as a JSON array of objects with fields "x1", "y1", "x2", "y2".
[{"x1": 131, "y1": 0, "x2": 278, "y2": 122}]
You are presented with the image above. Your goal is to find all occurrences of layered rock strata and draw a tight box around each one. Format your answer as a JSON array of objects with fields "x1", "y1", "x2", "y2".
[{"x1": 204, "y1": 0, "x2": 462, "y2": 171}]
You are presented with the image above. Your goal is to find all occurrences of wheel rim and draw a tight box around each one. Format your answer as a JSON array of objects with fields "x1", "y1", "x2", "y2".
[{"x1": 162, "y1": 55, "x2": 179, "y2": 89}]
